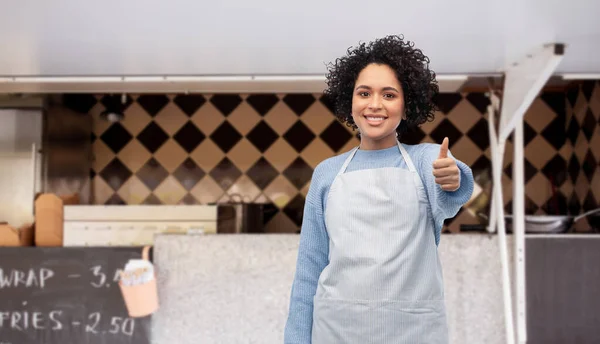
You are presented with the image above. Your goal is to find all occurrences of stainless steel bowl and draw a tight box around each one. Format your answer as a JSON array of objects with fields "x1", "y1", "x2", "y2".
[{"x1": 505, "y1": 208, "x2": 600, "y2": 233}]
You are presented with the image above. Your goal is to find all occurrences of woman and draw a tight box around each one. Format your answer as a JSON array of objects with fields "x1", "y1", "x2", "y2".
[{"x1": 284, "y1": 35, "x2": 474, "y2": 343}]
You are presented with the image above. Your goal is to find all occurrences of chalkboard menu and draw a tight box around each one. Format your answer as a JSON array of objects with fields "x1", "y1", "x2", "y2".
[{"x1": 0, "y1": 247, "x2": 152, "y2": 344}]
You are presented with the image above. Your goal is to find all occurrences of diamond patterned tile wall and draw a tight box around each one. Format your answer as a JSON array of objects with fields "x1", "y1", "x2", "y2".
[{"x1": 54, "y1": 85, "x2": 600, "y2": 234}]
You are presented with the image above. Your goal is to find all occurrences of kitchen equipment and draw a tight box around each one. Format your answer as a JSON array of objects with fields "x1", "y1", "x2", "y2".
[
  {"x1": 505, "y1": 208, "x2": 600, "y2": 233},
  {"x1": 217, "y1": 194, "x2": 265, "y2": 234}
]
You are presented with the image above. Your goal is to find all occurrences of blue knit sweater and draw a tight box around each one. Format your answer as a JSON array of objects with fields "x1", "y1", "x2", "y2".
[{"x1": 283, "y1": 142, "x2": 474, "y2": 343}]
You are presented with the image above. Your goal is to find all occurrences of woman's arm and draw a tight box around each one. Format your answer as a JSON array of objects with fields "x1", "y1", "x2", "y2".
[
  {"x1": 417, "y1": 143, "x2": 474, "y2": 245},
  {"x1": 284, "y1": 167, "x2": 330, "y2": 344}
]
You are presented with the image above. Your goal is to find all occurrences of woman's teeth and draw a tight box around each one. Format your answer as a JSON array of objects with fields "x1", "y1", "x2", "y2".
[{"x1": 365, "y1": 116, "x2": 385, "y2": 122}]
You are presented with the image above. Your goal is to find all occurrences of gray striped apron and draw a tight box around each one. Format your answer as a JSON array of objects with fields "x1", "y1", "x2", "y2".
[{"x1": 312, "y1": 141, "x2": 449, "y2": 344}]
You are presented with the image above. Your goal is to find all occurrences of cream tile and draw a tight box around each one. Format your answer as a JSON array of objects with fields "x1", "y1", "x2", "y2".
[
  {"x1": 190, "y1": 140, "x2": 224, "y2": 172},
  {"x1": 446, "y1": 100, "x2": 481, "y2": 133},
  {"x1": 154, "y1": 139, "x2": 188, "y2": 173},
  {"x1": 190, "y1": 176, "x2": 224, "y2": 204},
  {"x1": 227, "y1": 138, "x2": 261, "y2": 173},
  {"x1": 263, "y1": 175, "x2": 297, "y2": 208},
  {"x1": 300, "y1": 182, "x2": 311, "y2": 198},
  {"x1": 558, "y1": 144, "x2": 573, "y2": 162},
  {"x1": 117, "y1": 140, "x2": 152, "y2": 173},
  {"x1": 154, "y1": 102, "x2": 188, "y2": 135},
  {"x1": 92, "y1": 140, "x2": 114, "y2": 172},
  {"x1": 523, "y1": 98, "x2": 557, "y2": 133},
  {"x1": 573, "y1": 92, "x2": 588, "y2": 123},
  {"x1": 574, "y1": 132, "x2": 589, "y2": 162},
  {"x1": 264, "y1": 212, "x2": 299, "y2": 233},
  {"x1": 524, "y1": 136, "x2": 556, "y2": 169},
  {"x1": 559, "y1": 179, "x2": 574, "y2": 199},
  {"x1": 447, "y1": 210, "x2": 478, "y2": 233},
  {"x1": 190, "y1": 102, "x2": 225, "y2": 136},
  {"x1": 227, "y1": 175, "x2": 262, "y2": 201},
  {"x1": 575, "y1": 173, "x2": 590, "y2": 201},
  {"x1": 421, "y1": 110, "x2": 446, "y2": 134},
  {"x1": 501, "y1": 174, "x2": 513, "y2": 206},
  {"x1": 264, "y1": 138, "x2": 297, "y2": 172},
  {"x1": 264, "y1": 102, "x2": 297, "y2": 135},
  {"x1": 154, "y1": 175, "x2": 187, "y2": 205},
  {"x1": 117, "y1": 176, "x2": 151, "y2": 205},
  {"x1": 92, "y1": 177, "x2": 113, "y2": 204},
  {"x1": 301, "y1": 102, "x2": 335, "y2": 134},
  {"x1": 228, "y1": 102, "x2": 262, "y2": 135},
  {"x1": 120, "y1": 102, "x2": 153, "y2": 136},
  {"x1": 525, "y1": 173, "x2": 551, "y2": 206},
  {"x1": 449, "y1": 136, "x2": 482, "y2": 166},
  {"x1": 301, "y1": 138, "x2": 335, "y2": 168},
  {"x1": 252, "y1": 194, "x2": 268, "y2": 203}
]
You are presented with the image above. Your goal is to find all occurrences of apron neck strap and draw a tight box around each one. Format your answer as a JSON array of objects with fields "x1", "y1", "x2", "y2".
[{"x1": 337, "y1": 141, "x2": 417, "y2": 176}]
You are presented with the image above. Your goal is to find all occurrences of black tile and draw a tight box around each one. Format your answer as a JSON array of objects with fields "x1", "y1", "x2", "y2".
[
  {"x1": 319, "y1": 94, "x2": 336, "y2": 114},
  {"x1": 174, "y1": 121, "x2": 206, "y2": 153},
  {"x1": 523, "y1": 121, "x2": 537, "y2": 146},
  {"x1": 541, "y1": 191, "x2": 568, "y2": 215},
  {"x1": 90, "y1": 168, "x2": 96, "y2": 180},
  {"x1": 99, "y1": 158, "x2": 132, "y2": 191},
  {"x1": 210, "y1": 94, "x2": 242, "y2": 116},
  {"x1": 400, "y1": 127, "x2": 427, "y2": 145},
  {"x1": 90, "y1": 132, "x2": 97, "y2": 143},
  {"x1": 567, "y1": 116, "x2": 580, "y2": 145},
  {"x1": 284, "y1": 121, "x2": 316, "y2": 152},
  {"x1": 583, "y1": 191, "x2": 598, "y2": 211},
  {"x1": 173, "y1": 158, "x2": 205, "y2": 191},
  {"x1": 466, "y1": 93, "x2": 490, "y2": 114},
  {"x1": 433, "y1": 93, "x2": 463, "y2": 114},
  {"x1": 504, "y1": 196, "x2": 539, "y2": 215},
  {"x1": 283, "y1": 94, "x2": 316, "y2": 116},
  {"x1": 173, "y1": 94, "x2": 206, "y2": 116},
  {"x1": 210, "y1": 158, "x2": 242, "y2": 190},
  {"x1": 100, "y1": 122, "x2": 133, "y2": 153},
  {"x1": 504, "y1": 159, "x2": 538, "y2": 183},
  {"x1": 429, "y1": 118, "x2": 463, "y2": 149},
  {"x1": 246, "y1": 157, "x2": 279, "y2": 190},
  {"x1": 210, "y1": 121, "x2": 242, "y2": 153},
  {"x1": 63, "y1": 94, "x2": 97, "y2": 113},
  {"x1": 541, "y1": 154, "x2": 568, "y2": 186},
  {"x1": 471, "y1": 155, "x2": 492, "y2": 180},
  {"x1": 136, "y1": 158, "x2": 169, "y2": 191},
  {"x1": 180, "y1": 193, "x2": 198, "y2": 205},
  {"x1": 582, "y1": 150, "x2": 597, "y2": 182},
  {"x1": 283, "y1": 157, "x2": 313, "y2": 189},
  {"x1": 581, "y1": 81, "x2": 595, "y2": 102},
  {"x1": 246, "y1": 121, "x2": 279, "y2": 152},
  {"x1": 262, "y1": 202, "x2": 280, "y2": 225},
  {"x1": 568, "y1": 155, "x2": 581, "y2": 184},
  {"x1": 143, "y1": 194, "x2": 163, "y2": 205},
  {"x1": 582, "y1": 109, "x2": 596, "y2": 141},
  {"x1": 566, "y1": 85, "x2": 579, "y2": 108},
  {"x1": 283, "y1": 194, "x2": 306, "y2": 227},
  {"x1": 105, "y1": 194, "x2": 126, "y2": 205},
  {"x1": 136, "y1": 121, "x2": 169, "y2": 153},
  {"x1": 568, "y1": 193, "x2": 581, "y2": 215},
  {"x1": 541, "y1": 92, "x2": 566, "y2": 119},
  {"x1": 540, "y1": 116, "x2": 566, "y2": 150},
  {"x1": 246, "y1": 94, "x2": 279, "y2": 116},
  {"x1": 466, "y1": 118, "x2": 489, "y2": 150},
  {"x1": 100, "y1": 94, "x2": 133, "y2": 112},
  {"x1": 137, "y1": 95, "x2": 170, "y2": 116},
  {"x1": 320, "y1": 120, "x2": 353, "y2": 152}
]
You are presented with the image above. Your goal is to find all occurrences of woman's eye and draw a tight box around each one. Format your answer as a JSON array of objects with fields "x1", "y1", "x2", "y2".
[
  {"x1": 359, "y1": 92, "x2": 370, "y2": 97},
  {"x1": 384, "y1": 93, "x2": 395, "y2": 99}
]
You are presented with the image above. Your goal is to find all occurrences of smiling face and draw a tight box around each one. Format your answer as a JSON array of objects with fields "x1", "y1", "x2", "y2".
[{"x1": 351, "y1": 63, "x2": 405, "y2": 150}]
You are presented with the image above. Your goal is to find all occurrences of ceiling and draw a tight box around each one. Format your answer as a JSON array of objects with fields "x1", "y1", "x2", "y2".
[{"x1": 0, "y1": 0, "x2": 598, "y2": 93}]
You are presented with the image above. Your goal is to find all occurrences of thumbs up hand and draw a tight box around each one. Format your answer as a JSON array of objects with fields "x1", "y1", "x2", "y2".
[{"x1": 432, "y1": 137, "x2": 460, "y2": 191}]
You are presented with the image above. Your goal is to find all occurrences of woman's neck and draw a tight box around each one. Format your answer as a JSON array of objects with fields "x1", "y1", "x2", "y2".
[{"x1": 359, "y1": 133, "x2": 398, "y2": 150}]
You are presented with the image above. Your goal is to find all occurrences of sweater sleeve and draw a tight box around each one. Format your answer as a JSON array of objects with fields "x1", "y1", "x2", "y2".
[
  {"x1": 284, "y1": 166, "x2": 330, "y2": 344},
  {"x1": 417, "y1": 144, "x2": 474, "y2": 245}
]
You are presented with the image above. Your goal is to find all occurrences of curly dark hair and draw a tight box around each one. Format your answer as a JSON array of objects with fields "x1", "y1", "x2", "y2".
[{"x1": 323, "y1": 35, "x2": 439, "y2": 138}]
